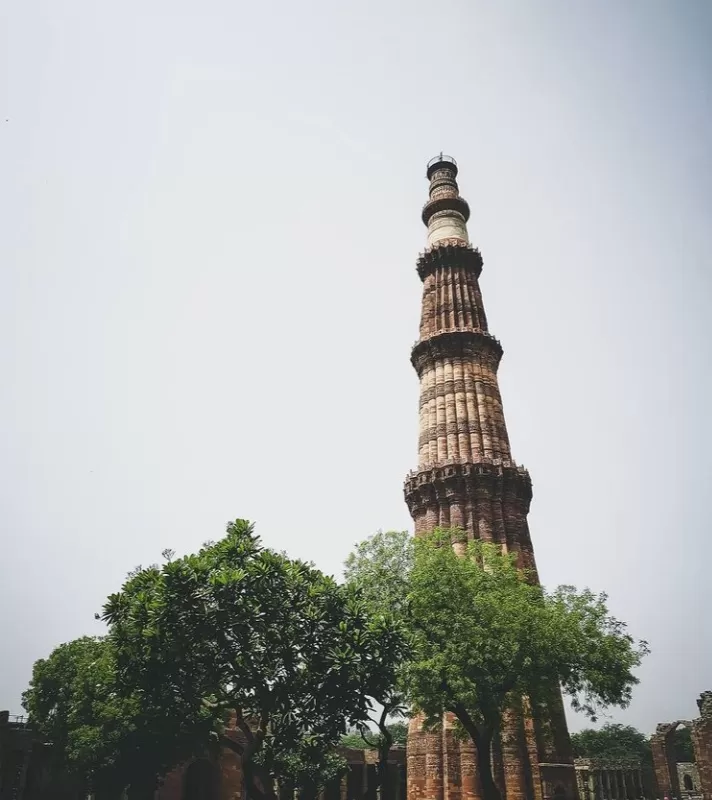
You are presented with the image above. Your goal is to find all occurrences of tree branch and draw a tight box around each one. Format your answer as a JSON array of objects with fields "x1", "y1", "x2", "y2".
[
  {"x1": 377, "y1": 705, "x2": 389, "y2": 735},
  {"x1": 234, "y1": 707, "x2": 255, "y2": 745},
  {"x1": 219, "y1": 734, "x2": 245, "y2": 756},
  {"x1": 452, "y1": 703, "x2": 482, "y2": 744},
  {"x1": 359, "y1": 724, "x2": 380, "y2": 749}
]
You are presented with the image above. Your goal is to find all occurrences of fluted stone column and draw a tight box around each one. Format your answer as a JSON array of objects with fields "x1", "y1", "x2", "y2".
[{"x1": 404, "y1": 156, "x2": 578, "y2": 800}]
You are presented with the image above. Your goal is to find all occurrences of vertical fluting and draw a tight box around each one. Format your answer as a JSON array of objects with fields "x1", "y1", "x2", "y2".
[
  {"x1": 416, "y1": 351, "x2": 512, "y2": 469},
  {"x1": 405, "y1": 156, "x2": 578, "y2": 800}
]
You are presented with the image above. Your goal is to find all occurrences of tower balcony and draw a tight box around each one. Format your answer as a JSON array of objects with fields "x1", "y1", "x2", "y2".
[
  {"x1": 415, "y1": 239, "x2": 483, "y2": 281},
  {"x1": 411, "y1": 329, "x2": 503, "y2": 376},
  {"x1": 421, "y1": 195, "x2": 471, "y2": 227},
  {"x1": 403, "y1": 460, "x2": 534, "y2": 526}
]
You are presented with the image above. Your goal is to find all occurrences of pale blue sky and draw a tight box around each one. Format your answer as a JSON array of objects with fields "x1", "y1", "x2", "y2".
[{"x1": 1, "y1": 1, "x2": 711, "y2": 734}]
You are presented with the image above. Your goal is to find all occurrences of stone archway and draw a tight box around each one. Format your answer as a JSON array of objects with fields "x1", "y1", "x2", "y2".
[
  {"x1": 183, "y1": 758, "x2": 220, "y2": 800},
  {"x1": 651, "y1": 720, "x2": 693, "y2": 799}
]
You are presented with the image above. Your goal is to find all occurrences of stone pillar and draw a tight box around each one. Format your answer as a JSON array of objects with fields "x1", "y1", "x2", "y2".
[
  {"x1": 588, "y1": 771, "x2": 596, "y2": 800},
  {"x1": 458, "y1": 734, "x2": 480, "y2": 800},
  {"x1": 500, "y1": 710, "x2": 527, "y2": 800},
  {"x1": 442, "y1": 714, "x2": 462, "y2": 800},
  {"x1": 407, "y1": 716, "x2": 428, "y2": 800},
  {"x1": 424, "y1": 727, "x2": 444, "y2": 800}
]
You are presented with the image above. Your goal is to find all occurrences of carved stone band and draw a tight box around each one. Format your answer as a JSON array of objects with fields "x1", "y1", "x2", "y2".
[
  {"x1": 421, "y1": 194, "x2": 471, "y2": 226},
  {"x1": 411, "y1": 329, "x2": 504, "y2": 377},
  {"x1": 403, "y1": 461, "x2": 533, "y2": 515},
  {"x1": 416, "y1": 240, "x2": 484, "y2": 282}
]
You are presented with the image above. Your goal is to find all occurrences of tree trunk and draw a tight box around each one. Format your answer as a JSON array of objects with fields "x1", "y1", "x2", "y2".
[
  {"x1": 472, "y1": 726, "x2": 501, "y2": 800},
  {"x1": 377, "y1": 747, "x2": 391, "y2": 800},
  {"x1": 297, "y1": 782, "x2": 318, "y2": 800},
  {"x1": 242, "y1": 758, "x2": 277, "y2": 800},
  {"x1": 374, "y1": 719, "x2": 393, "y2": 800},
  {"x1": 221, "y1": 727, "x2": 276, "y2": 800}
]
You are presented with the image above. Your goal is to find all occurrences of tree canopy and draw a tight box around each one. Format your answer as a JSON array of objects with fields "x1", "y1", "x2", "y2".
[
  {"x1": 343, "y1": 530, "x2": 413, "y2": 617},
  {"x1": 102, "y1": 520, "x2": 402, "y2": 799},
  {"x1": 571, "y1": 723, "x2": 694, "y2": 766},
  {"x1": 342, "y1": 531, "x2": 412, "y2": 797},
  {"x1": 570, "y1": 724, "x2": 653, "y2": 765},
  {"x1": 673, "y1": 727, "x2": 695, "y2": 763},
  {"x1": 340, "y1": 721, "x2": 408, "y2": 750},
  {"x1": 23, "y1": 522, "x2": 650, "y2": 800},
  {"x1": 403, "y1": 531, "x2": 649, "y2": 800},
  {"x1": 21, "y1": 636, "x2": 203, "y2": 798}
]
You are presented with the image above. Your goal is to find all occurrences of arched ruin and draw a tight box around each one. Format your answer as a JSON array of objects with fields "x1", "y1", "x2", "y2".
[{"x1": 651, "y1": 693, "x2": 712, "y2": 800}]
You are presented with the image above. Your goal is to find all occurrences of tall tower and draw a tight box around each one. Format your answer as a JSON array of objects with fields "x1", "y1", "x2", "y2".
[{"x1": 404, "y1": 156, "x2": 578, "y2": 800}]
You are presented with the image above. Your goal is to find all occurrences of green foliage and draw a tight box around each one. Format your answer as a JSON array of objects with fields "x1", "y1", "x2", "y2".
[
  {"x1": 342, "y1": 531, "x2": 412, "y2": 797},
  {"x1": 274, "y1": 740, "x2": 346, "y2": 800},
  {"x1": 403, "y1": 531, "x2": 649, "y2": 800},
  {"x1": 343, "y1": 530, "x2": 413, "y2": 616},
  {"x1": 673, "y1": 727, "x2": 695, "y2": 763},
  {"x1": 385, "y1": 721, "x2": 408, "y2": 746},
  {"x1": 342, "y1": 532, "x2": 412, "y2": 718},
  {"x1": 103, "y1": 520, "x2": 401, "y2": 798},
  {"x1": 21, "y1": 636, "x2": 202, "y2": 795},
  {"x1": 22, "y1": 637, "x2": 115, "y2": 791},
  {"x1": 340, "y1": 730, "x2": 369, "y2": 749},
  {"x1": 571, "y1": 724, "x2": 653, "y2": 766},
  {"x1": 340, "y1": 722, "x2": 408, "y2": 751}
]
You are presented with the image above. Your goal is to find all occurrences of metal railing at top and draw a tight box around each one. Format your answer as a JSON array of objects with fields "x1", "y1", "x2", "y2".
[
  {"x1": 427, "y1": 153, "x2": 457, "y2": 171},
  {"x1": 4, "y1": 714, "x2": 28, "y2": 726}
]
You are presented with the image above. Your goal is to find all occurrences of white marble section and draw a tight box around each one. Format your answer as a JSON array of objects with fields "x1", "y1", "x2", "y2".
[{"x1": 427, "y1": 213, "x2": 469, "y2": 246}]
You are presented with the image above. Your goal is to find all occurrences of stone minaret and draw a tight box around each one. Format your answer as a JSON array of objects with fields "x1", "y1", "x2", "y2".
[{"x1": 404, "y1": 156, "x2": 577, "y2": 800}]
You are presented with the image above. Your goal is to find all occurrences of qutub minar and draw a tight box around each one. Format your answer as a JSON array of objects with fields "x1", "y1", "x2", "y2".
[
  {"x1": 403, "y1": 155, "x2": 577, "y2": 800},
  {"x1": 3, "y1": 157, "x2": 712, "y2": 800}
]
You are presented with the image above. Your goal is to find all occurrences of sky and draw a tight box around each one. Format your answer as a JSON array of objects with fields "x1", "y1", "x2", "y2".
[{"x1": 1, "y1": 0, "x2": 711, "y2": 735}]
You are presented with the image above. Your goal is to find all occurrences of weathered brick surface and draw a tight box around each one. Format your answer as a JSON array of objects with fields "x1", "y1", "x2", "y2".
[
  {"x1": 649, "y1": 693, "x2": 712, "y2": 800},
  {"x1": 404, "y1": 157, "x2": 577, "y2": 800},
  {"x1": 155, "y1": 712, "x2": 245, "y2": 800},
  {"x1": 694, "y1": 693, "x2": 712, "y2": 799}
]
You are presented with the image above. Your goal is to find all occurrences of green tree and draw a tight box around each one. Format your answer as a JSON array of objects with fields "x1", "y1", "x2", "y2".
[
  {"x1": 570, "y1": 724, "x2": 653, "y2": 766},
  {"x1": 274, "y1": 741, "x2": 347, "y2": 800},
  {"x1": 341, "y1": 722, "x2": 408, "y2": 750},
  {"x1": 403, "y1": 532, "x2": 649, "y2": 800},
  {"x1": 673, "y1": 727, "x2": 695, "y2": 763},
  {"x1": 343, "y1": 531, "x2": 413, "y2": 799},
  {"x1": 103, "y1": 520, "x2": 401, "y2": 800},
  {"x1": 343, "y1": 530, "x2": 413, "y2": 614},
  {"x1": 21, "y1": 637, "x2": 205, "y2": 799}
]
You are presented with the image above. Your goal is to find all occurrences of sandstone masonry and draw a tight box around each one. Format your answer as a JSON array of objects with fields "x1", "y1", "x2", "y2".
[{"x1": 403, "y1": 156, "x2": 577, "y2": 800}]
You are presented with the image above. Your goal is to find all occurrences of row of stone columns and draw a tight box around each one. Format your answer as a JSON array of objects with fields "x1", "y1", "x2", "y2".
[
  {"x1": 313, "y1": 762, "x2": 406, "y2": 800},
  {"x1": 577, "y1": 767, "x2": 646, "y2": 800}
]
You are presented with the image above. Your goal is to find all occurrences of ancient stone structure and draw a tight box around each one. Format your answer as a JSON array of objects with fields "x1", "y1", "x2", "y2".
[
  {"x1": 155, "y1": 746, "x2": 406, "y2": 800},
  {"x1": 403, "y1": 155, "x2": 577, "y2": 800},
  {"x1": 0, "y1": 711, "x2": 32, "y2": 800},
  {"x1": 693, "y1": 693, "x2": 712, "y2": 800},
  {"x1": 574, "y1": 758, "x2": 651, "y2": 800},
  {"x1": 675, "y1": 764, "x2": 701, "y2": 797},
  {"x1": 651, "y1": 693, "x2": 712, "y2": 800},
  {"x1": 0, "y1": 712, "x2": 82, "y2": 800}
]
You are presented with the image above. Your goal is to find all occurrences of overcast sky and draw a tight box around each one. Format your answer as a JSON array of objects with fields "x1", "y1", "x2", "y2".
[{"x1": 2, "y1": 1, "x2": 711, "y2": 734}]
